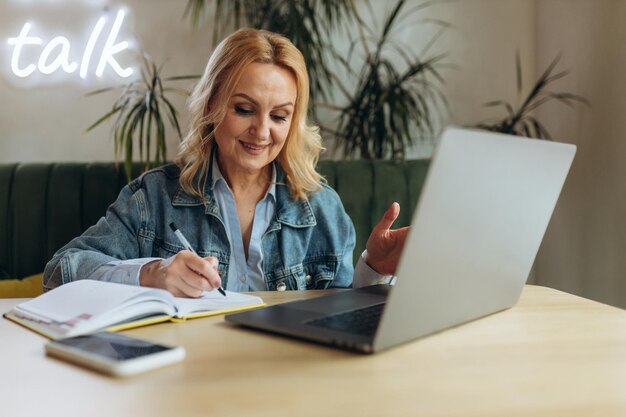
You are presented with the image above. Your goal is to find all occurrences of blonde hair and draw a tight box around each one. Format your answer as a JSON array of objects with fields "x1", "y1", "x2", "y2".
[{"x1": 177, "y1": 28, "x2": 323, "y2": 200}]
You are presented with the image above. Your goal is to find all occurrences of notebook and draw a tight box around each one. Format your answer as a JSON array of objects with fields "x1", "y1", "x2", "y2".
[
  {"x1": 225, "y1": 127, "x2": 576, "y2": 353},
  {"x1": 4, "y1": 279, "x2": 265, "y2": 339}
]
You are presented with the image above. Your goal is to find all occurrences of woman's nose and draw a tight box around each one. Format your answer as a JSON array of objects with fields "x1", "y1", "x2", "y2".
[{"x1": 249, "y1": 116, "x2": 270, "y2": 140}]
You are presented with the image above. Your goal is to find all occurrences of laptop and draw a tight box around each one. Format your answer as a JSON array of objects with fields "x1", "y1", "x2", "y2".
[{"x1": 225, "y1": 127, "x2": 576, "y2": 353}]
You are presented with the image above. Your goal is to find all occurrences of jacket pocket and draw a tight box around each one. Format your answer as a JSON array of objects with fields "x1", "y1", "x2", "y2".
[
  {"x1": 152, "y1": 238, "x2": 185, "y2": 258},
  {"x1": 302, "y1": 255, "x2": 340, "y2": 289},
  {"x1": 265, "y1": 264, "x2": 305, "y2": 291},
  {"x1": 264, "y1": 255, "x2": 341, "y2": 290}
]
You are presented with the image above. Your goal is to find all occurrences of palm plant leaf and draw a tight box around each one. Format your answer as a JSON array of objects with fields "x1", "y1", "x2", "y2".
[
  {"x1": 516, "y1": 50, "x2": 522, "y2": 94},
  {"x1": 184, "y1": 0, "x2": 212, "y2": 30},
  {"x1": 82, "y1": 105, "x2": 122, "y2": 134}
]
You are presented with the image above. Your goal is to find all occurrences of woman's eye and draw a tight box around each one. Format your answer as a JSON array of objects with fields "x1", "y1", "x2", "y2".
[
  {"x1": 234, "y1": 105, "x2": 253, "y2": 115},
  {"x1": 272, "y1": 114, "x2": 288, "y2": 122}
]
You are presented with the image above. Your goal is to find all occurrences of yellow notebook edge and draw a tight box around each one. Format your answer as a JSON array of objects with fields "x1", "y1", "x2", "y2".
[
  {"x1": 172, "y1": 302, "x2": 267, "y2": 321},
  {"x1": 104, "y1": 314, "x2": 173, "y2": 333}
]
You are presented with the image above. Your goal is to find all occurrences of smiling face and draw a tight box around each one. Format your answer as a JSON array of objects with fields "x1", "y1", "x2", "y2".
[{"x1": 213, "y1": 62, "x2": 297, "y2": 183}]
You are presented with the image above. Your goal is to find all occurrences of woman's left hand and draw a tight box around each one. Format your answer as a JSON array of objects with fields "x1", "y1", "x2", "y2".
[{"x1": 364, "y1": 202, "x2": 409, "y2": 276}]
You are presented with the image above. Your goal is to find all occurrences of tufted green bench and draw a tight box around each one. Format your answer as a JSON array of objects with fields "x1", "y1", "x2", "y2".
[{"x1": 0, "y1": 160, "x2": 429, "y2": 296}]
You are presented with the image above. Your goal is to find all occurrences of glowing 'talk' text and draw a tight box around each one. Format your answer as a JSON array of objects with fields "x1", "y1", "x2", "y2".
[{"x1": 7, "y1": 9, "x2": 133, "y2": 80}]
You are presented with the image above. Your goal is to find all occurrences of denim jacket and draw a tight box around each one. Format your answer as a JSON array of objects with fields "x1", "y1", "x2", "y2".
[{"x1": 43, "y1": 162, "x2": 356, "y2": 292}]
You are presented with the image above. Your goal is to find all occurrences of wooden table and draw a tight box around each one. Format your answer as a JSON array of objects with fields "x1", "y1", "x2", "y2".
[{"x1": 2, "y1": 285, "x2": 626, "y2": 417}]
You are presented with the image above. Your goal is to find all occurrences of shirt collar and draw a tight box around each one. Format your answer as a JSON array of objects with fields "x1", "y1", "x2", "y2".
[{"x1": 211, "y1": 152, "x2": 277, "y2": 201}]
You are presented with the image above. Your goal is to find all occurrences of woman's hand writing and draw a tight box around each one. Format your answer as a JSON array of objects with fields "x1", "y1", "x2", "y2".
[{"x1": 139, "y1": 251, "x2": 222, "y2": 298}]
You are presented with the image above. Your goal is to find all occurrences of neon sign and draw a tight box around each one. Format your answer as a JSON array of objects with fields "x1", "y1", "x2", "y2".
[{"x1": 6, "y1": 8, "x2": 134, "y2": 84}]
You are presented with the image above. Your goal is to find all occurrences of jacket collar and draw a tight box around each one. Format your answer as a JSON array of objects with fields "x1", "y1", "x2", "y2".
[{"x1": 273, "y1": 166, "x2": 316, "y2": 228}]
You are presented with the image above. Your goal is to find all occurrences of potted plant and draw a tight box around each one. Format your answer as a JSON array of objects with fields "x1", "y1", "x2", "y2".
[
  {"x1": 83, "y1": 55, "x2": 197, "y2": 180},
  {"x1": 324, "y1": 0, "x2": 449, "y2": 159},
  {"x1": 474, "y1": 53, "x2": 589, "y2": 138}
]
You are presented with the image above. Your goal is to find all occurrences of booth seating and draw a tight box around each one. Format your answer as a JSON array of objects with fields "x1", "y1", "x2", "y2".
[{"x1": 0, "y1": 160, "x2": 429, "y2": 296}]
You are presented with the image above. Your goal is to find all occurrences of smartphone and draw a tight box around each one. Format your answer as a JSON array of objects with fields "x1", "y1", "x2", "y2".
[{"x1": 45, "y1": 332, "x2": 185, "y2": 377}]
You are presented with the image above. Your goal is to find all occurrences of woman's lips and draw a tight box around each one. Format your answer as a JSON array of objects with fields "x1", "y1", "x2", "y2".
[{"x1": 239, "y1": 140, "x2": 269, "y2": 154}]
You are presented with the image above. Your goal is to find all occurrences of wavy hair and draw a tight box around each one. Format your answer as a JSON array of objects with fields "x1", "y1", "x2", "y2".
[{"x1": 177, "y1": 28, "x2": 323, "y2": 201}]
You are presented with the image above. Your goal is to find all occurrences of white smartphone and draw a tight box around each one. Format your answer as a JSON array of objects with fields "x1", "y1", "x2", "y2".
[{"x1": 45, "y1": 332, "x2": 185, "y2": 377}]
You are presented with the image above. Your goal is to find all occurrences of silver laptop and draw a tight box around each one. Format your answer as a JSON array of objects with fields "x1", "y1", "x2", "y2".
[{"x1": 225, "y1": 128, "x2": 576, "y2": 353}]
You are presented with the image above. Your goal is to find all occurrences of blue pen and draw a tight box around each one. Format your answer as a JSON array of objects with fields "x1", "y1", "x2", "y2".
[{"x1": 169, "y1": 222, "x2": 226, "y2": 297}]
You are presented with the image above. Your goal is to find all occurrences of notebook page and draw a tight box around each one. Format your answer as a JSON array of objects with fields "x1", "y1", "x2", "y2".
[
  {"x1": 14, "y1": 280, "x2": 171, "y2": 323},
  {"x1": 173, "y1": 290, "x2": 263, "y2": 317}
]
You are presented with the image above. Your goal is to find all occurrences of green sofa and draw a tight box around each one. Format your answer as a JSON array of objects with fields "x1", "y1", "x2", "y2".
[{"x1": 0, "y1": 160, "x2": 429, "y2": 294}]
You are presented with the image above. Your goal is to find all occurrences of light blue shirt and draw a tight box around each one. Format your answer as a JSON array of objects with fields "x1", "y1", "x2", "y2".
[{"x1": 211, "y1": 158, "x2": 276, "y2": 291}]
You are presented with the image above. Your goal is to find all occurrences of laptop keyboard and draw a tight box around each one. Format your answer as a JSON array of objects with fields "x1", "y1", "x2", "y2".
[{"x1": 304, "y1": 303, "x2": 385, "y2": 337}]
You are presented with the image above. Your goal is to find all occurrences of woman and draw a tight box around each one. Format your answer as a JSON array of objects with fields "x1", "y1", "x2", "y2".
[{"x1": 43, "y1": 28, "x2": 407, "y2": 297}]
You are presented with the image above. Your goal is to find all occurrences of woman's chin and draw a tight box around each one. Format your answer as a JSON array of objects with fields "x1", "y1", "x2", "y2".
[{"x1": 234, "y1": 156, "x2": 272, "y2": 174}]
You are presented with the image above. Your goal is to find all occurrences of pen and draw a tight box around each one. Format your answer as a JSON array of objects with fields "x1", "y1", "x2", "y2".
[{"x1": 169, "y1": 222, "x2": 226, "y2": 297}]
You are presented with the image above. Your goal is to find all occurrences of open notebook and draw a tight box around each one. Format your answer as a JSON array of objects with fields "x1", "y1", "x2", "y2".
[{"x1": 4, "y1": 280, "x2": 265, "y2": 339}]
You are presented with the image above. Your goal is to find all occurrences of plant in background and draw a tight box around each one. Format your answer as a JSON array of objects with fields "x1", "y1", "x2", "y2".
[
  {"x1": 184, "y1": 0, "x2": 353, "y2": 101},
  {"x1": 326, "y1": 0, "x2": 449, "y2": 159},
  {"x1": 474, "y1": 53, "x2": 589, "y2": 139},
  {"x1": 83, "y1": 56, "x2": 197, "y2": 181}
]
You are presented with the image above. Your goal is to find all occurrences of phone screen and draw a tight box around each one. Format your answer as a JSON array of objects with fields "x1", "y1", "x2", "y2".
[{"x1": 54, "y1": 332, "x2": 173, "y2": 361}]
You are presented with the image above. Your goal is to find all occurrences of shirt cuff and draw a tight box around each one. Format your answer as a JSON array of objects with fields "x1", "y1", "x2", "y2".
[
  {"x1": 87, "y1": 258, "x2": 163, "y2": 286},
  {"x1": 352, "y1": 250, "x2": 394, "y2": 288}
]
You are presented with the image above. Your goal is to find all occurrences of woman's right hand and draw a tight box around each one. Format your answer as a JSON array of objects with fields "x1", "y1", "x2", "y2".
[{"x1": 139, "y1": 250, "x2": 222, "y2": 298}]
